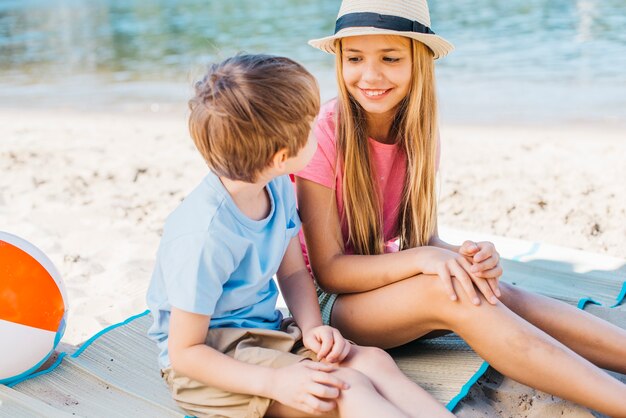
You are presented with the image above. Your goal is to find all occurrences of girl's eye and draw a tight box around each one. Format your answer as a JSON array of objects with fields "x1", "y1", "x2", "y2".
[
  {"x1": 346, "y1": 56, "x2": 361, "y2": 63},
  {"x1": 383, "y1": 57, "x2": 401, "y2": 63}
]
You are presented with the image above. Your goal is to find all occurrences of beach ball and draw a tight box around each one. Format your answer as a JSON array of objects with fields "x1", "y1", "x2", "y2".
[{"x1": 0, "y1": 231, "x2": 67, "y2": 385}]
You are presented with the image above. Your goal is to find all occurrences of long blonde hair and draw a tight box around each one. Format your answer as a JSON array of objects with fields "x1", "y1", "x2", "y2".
[{"x1": 335, "y1": 38, "x2": 438, "y2": 255}]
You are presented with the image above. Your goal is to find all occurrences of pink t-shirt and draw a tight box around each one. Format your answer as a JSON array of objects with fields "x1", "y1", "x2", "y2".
[{"x1": 297, "y1": 99, "x2": 439, "y2": 260}]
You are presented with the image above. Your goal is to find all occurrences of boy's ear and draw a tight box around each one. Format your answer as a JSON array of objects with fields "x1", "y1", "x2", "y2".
[{"x1": 271, "y1": 148, "x2": 290, "y2": 169}]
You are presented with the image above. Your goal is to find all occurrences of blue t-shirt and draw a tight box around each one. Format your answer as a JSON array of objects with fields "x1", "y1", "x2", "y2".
[{"x1": 146, "y1": 171, "x2": 301, "y2": 368}]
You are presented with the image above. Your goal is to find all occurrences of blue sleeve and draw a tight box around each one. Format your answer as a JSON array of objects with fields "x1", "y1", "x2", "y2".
[
  {"x1": 280, "y1": 175, "x2": 302, "y2": 239},
  {"x1": 159, "y1": 232, "x2": 235, "y2": 316}
]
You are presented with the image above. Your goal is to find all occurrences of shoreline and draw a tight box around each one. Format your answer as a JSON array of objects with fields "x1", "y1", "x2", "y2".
[{"x1": 2, "y1": 75, "x2": 625, "y2": 130}]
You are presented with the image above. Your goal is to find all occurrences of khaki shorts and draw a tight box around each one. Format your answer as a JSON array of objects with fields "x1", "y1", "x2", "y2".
[{"x1": 161, "y1": 319, "x2": 317, "y2": 418}]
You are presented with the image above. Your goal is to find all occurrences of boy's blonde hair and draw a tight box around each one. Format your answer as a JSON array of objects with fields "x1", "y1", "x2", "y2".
[
  {"x1": 335, "y1": 39, "x2": 438, "y2": 254},
  {"x1": 189, "y1": 54, "x2": 320, "y2": 182}
]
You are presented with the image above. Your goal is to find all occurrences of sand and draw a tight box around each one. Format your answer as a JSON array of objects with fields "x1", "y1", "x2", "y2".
[{"x1": 1, "y1": 106, "x2": 624, "y2": 416}]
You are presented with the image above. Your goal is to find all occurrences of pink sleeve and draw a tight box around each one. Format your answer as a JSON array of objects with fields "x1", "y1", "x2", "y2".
[{"x1": 296, "y1": 109, "x2": 338, "y2": 190}]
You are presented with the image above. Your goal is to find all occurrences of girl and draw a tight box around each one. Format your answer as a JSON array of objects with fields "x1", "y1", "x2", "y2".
[{"x1": 296, "y1": 0, "x2": 626, "y2": 416}]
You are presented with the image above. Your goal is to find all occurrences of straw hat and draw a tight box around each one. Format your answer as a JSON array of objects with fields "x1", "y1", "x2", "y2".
[{"x1": 309, "y1": 0, "x2": 454, "y2": 59}]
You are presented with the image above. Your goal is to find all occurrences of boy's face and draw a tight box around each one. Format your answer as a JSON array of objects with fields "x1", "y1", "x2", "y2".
[{"x1": 284, "y1": 123, "x2": 317, "y2": 174}]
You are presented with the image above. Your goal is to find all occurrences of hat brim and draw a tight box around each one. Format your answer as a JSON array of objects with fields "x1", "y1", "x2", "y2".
[{"x1": 308, "y1": 27, "x2": 454, "y2": 59}]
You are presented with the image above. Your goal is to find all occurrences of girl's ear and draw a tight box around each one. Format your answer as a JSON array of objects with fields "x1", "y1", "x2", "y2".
[{"x1": 270, "y1": 147, "x2": 290, "y2": 170}]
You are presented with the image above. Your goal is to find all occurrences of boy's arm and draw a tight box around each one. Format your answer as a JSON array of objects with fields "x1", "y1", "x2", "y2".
[
  {"x1": 275, "y1": 237, "x2": 323, "y2": 334},
  {"x1": 168, "y1": 307, "x2": 346, "y2": 414},
  {"x1": 168, "y1": 307, "x2": 274, "y2": 397}
]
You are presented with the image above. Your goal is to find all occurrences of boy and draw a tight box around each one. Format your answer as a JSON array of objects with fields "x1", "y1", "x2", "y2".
[{"x1": 147, "y1": 54, "x2": 453, "y2": 418}]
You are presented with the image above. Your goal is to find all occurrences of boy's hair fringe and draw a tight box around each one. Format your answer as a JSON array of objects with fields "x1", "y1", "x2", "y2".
[
  {"x1": 335, "y1": 39, "x2": 438, "y2": 254},
  {"x1": 189, "y1": 54, "x2": 320, "y2": 182}
]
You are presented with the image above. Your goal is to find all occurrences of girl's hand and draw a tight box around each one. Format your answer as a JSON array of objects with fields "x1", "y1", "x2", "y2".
[
  {"x1": 459, "y1": 240, "x2": 503, "y2": 299},
  {"x1": 422, "y1": 247, "x2": 498, "y2": 306},
  {"x1": 269, "y1": 361, "x2": 348, "y2": 415},
  {"x1": 303, "y1": 326, "x2": 352, "y2": 364}
]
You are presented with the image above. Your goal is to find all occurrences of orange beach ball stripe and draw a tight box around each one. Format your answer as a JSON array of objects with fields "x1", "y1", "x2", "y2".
[{"x1": 0, "y1": 241, "x2": 65, "y2": 332}]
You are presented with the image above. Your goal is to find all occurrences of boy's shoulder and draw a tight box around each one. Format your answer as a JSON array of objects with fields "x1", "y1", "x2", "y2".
[
  {"x1": 271, "y1": 173, "x2": 297, "y2": 199},
  {"x1": 161, "y1": 172, "x2": 229, "y2": 245},
  {"x1": 162, "y1": 173, "x2": 295, "y2": 245}
]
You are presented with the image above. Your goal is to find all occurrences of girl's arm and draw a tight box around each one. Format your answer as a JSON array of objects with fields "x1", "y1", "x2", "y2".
[
  {"x1": 277, "y1": 237, "x2": 352, "y2": 364},
  {"x1": 428, "y1": 225, "x2": 461, "y2": 253},
  {"x1": 430, "y1": 224, "x2": 503, "y2": 294},
  {"x1": 296, "y1": 177, "x2": 468, "y2": 295}
]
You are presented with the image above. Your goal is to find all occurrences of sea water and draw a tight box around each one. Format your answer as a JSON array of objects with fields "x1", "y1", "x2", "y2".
[{"x1": 1, "y1": 0, "x2": 624, "y2": 125}]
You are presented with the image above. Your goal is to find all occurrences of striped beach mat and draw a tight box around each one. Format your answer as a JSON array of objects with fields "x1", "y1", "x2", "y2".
[{"x1": 2, "y1": 251, "x2": 625, "y2": 416}]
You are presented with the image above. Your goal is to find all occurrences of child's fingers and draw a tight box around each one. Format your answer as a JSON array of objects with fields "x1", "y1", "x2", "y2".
[
  {"x1": 487, "y1": 277, "x2": 501, "y2": 297},
  {"x1": 449, "y1": 260, "x2": 480, "y2": 305},
  {"x1": 304, "y1": 337, "x2": 321, "y2": 355},
  {"x1": 470, "y1": 256, "x2": 498, "y2": 273},
  {"x1": 459, "y1": 240, "x2": 479, "y2": 256},
  {"x1": 307, "y1": 382, "x2": 340, "y2": 399},
  {"x1": 310, "y1": 369, "x2": 349, "y2": 390},
  {"x1": 316, "y1": 331, "x2": 334, "y2": 360},
  {"x1": 324, "y1": 330, "x2": 346, "y2": 363},
  {"x1": 458, "y1": 257, "x2": 498, "y2": 305},
  {"x1": 337, "y1": 340, "x2": 351, "y2": 363},
  {"x1": 301, "y1": 394, "x2": 336, "y2": 414},
  {"x1": 473, "y1": 242, "x2": 497, "y2": 264},
  {"x1": 476, "y1": 265, "x2": 503, "y2": 280},
  {"x1": 436, "y1": 265, "x2": 458, "y2": 302},
  {"x1": 304, "y1": 361, "x2": 337, "y2": 373}
]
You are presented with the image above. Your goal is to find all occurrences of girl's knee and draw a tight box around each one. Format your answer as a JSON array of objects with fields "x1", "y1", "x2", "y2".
[
  {"x1": 332, "y1": 367, "x2": 373, "y2": 390},
  {"x1": 498, "y1": 282, "x2": 528, "y2": 307},
  {"x1": 437, "y1": 283, "x2": 512, "y2": 330},
  {"x1": 344, "y1": 345, "x2": 398, "y2": 374}
]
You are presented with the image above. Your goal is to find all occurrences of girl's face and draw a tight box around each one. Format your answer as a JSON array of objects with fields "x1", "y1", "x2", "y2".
[{"x1": 341, "y1": 35, "x2": 413, "y2": 118}]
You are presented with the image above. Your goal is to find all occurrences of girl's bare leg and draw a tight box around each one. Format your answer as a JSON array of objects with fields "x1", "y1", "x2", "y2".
[
  {"x1": 266, "y1": 367, "x2": 409, "y2": 418},
  {"x1": 340, "y1": 345, "x2": 454, "y2": 418},
  {"x1": 498, "y1": 282, "x2": 626, "y2": 373},
  {"x1": 330, "y1": 275, "x2": 626, "y2": 417}
]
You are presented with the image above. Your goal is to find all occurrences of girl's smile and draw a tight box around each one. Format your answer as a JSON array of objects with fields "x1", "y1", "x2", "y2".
[
  {"x1": 341, "y1": 35, "x2": 412, "y2": 119},
  {"x1": 359, "y1": 88, "x2": 392, "y2": 99}
]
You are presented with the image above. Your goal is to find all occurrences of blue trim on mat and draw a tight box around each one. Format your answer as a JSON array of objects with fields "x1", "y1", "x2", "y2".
[
  {"x1": 6, "y1": 352, "x2": 67, "y2": 388},
  {"x1": 446, "y1": 360, "x2": 490, "y2": 411},
  {"x1": 1, "y1": 346, "x2": 59, "y2": 386},
  {"x1": 577, "y1": 297, "x2": 602, "y2": 310},
  {"x1": 511, "y1": 242, "x2": 541, "y2": 261},
  {"x1": 71, "y1": 310, "x2": 150, "y2": 358},
  {"x1": 610, "y1": 282, "x2": 626, "y2": 308}
]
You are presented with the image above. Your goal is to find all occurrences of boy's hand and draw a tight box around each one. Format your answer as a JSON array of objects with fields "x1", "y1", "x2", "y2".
[
  {"x1": 459, "y1": 240, "x2": 502, "y2": 298},
  {"x1": 303, "y1": 326, "x2": 351, "y2": 364},
  {"x1": 269, "y1": 361, "x2": 348, "y2": 415}
]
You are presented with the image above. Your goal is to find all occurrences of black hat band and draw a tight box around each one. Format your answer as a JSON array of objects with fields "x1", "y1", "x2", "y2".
[{"x1": 335, "y1": 12, "x2": 435, "y2": 35}]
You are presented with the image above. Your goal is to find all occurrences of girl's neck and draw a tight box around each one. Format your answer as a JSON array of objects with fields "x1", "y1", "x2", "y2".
[{"x1": 365, "y1": 110, "x2": 396, "y2": 145}]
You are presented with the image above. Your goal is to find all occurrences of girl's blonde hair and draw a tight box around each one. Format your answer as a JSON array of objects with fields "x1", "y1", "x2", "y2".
[{"x1": 335, "y1": 38, "x2": 438, "y2": 255}]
